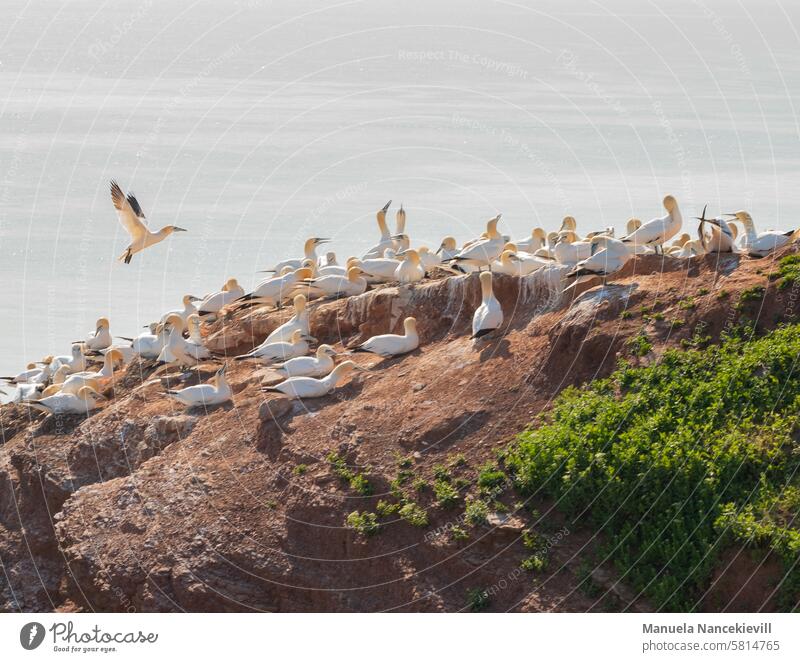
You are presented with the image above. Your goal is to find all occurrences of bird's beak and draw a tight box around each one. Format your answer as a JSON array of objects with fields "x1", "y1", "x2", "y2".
[
  {"x1": 187, "y1": 295, "x2": 201, "y2": 302},
  {"x1": 217, "y1": 365, "x2": 226, "y2": 376},
  {"x1": 315, "y1": 238, "x2": 331, "y2": 244},
  {"x1": 435, "y1": 246, "x2": 443, "y2": 255},
  {"x1": 302, "y1": 335, "x2": 318, "y2": 343},
  {"x1": 381, "y1": 200, "x2": 392, "y2": 212},
  {"x1": 173, "y1": 227, "x2": 188, "y2": 232},
  {"x1": 722, "y1": 212, "x2": 737, "y2": 217},
  {"x1": 509, "y1": 254, "x2": 520, "y2": 262}
]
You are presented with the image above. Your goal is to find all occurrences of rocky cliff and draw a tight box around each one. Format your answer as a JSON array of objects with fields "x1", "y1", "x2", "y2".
[{"x1": 1, "y1": 249, "x2": 796, "y2": 612}]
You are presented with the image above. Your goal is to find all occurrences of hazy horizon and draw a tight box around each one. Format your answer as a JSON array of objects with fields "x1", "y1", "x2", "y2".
[{"x1": 1, "y1": 0, "x2": 799, "y2": 373}]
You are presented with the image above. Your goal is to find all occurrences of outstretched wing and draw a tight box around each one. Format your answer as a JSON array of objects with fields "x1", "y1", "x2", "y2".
[{"x1": 110, "y1": 180, "x2": 148, "y2": 241}]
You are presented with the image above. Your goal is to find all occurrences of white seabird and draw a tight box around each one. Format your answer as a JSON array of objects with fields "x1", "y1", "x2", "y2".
[
  {"x1": 295, "y1": 266, "x2": 367, "y2": 299},
  {"x1": 198, "y1": 278, "x2": 245, "y2": 315},
  {"x1": 25, "y1": 386, "x2": 107, "y2": 414},
  {"x1": 166, "y1": 365, "x2": 232, "y2": 407},
  {"x1": 77, "y1": 317, "x2": 112, "y2": 351},
  {"x1": 234, "y1": 329, "x2": 312, "y2": 364},
  {"x1": 352, "y1": 317, "x2": 419, "y2": 357},
  {"x1": 564, "y1": 236, "x2": 633, "y2": 290},
  {"x1": 451, "y1": 214, "x2": 504, "y2": 271},
  {"x1": 261, "y1": 294, "x2": 311, "y2": 346},
  {"x1": 272, "y1": 344, "x2": 337, "y2": 378},
  {"x1": 349, "y1": 255, "x2": 401, "y2": 283},
  {"x1": 513, "y1": 228, "x2": 547, "y2": 253},
  {"x1": 621, "y1": 195, "x2": 683, "y2": 254},
  {"x1": 110, "y1": 180, "x2": 187, "y2": 264},
  {"x1": 725, "y1": 210, "x2": 797, "y2": 257},
  {"x1": 271, "y1": 237, "x2": 330, "y2": 274},
  {"x1": 472, "y1": 271, "x2": 503, "y2": 339},
  {"x1": 363, "y1": 200, "x2": 394, "y2": 259},
  {"x1": 395, "y1": 249, "x2": 426, "y2": 284},
  {"x1": 50, "y1": 344, "x2": 88, "y2": 375},
  {"x1": 696, "y1": 205, "x2": 737, "y2": 254},
  {"x1": 238, "y1": 267, "x2": 314, "y2": 308},
  {"x1": 262, "y1": 360, "x2": 364, "y2": 399},
  {"x1": 159, "y1": 294, "x2": 200, "y2": 325}
]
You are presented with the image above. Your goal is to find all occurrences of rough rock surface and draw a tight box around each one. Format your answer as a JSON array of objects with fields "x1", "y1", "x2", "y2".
[{"x1": 1, "y1": 248, "x2": 796, "y2": 612}]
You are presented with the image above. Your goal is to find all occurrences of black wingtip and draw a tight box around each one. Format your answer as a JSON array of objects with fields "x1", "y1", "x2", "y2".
[{"x1": 471, "y1": 327, "x2": 496, "y2": 339}]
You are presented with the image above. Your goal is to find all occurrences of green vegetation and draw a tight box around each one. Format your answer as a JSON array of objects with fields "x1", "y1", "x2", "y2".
[
  {"x1": 678, "y1": 296, "x2": 697, "y2": 310},
  {"x1": 477, "y1": 462, "x2": 507, "y2": 496},
  {"x1": 376, "y1": 499, "x2": 400, "y2": 517},
  {"x1": 447, "y1": 453, "x2": 468, "y2": 468},
  {"x1": 398, "y1": 501, "x2": 429, "y2": 527},
  {"x1": 520, "y1": 529, "x2": 550, "y2": 572},
  {"x1": 466, "y1": 588, "x2": 490, "y2": 612},
  {"x1": 347, "y1": 511, "x2": 380, "y2": 536},
  {"x1": 433, "y1": 478, "x2": 460, "y2": 509},
  {"x1": 620, "y1": 310, "x2": 633, "y2": 320},
  {"x1": 292, "y1": 464, "x2": 307, "y2": 476},
  {"x1": 716, "y1": 289, "x2": 730, "y2": 299},
  {"x1": 698, "y1": 287, "x2": 710, "y2": 296},
  {"x1": 738, "y1": 285, "x2": 766, "y2": 307},
  {"x1": 503, "y1": 325, "x2": 800, "y2": 610},
  {"x1": 327, "y1": 452, "x2": 373, "y2": 496},
  {"x1": 464, "y1": 497, "x2": 489, "y2": 526},
  {"x1": 626, "y1": 331, "x2": 652, "y2": 357},
  {"x1": 450, "y1": 525, "x2": 469, "y2": 541},
  {"x1": 771, "y1": 254, "x2": 800, "y2": 291}
]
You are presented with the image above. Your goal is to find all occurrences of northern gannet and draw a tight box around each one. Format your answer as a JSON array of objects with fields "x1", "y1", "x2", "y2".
[
  {"x1": 50, "y1": 344, "x2": 88, "y2": 374},
  {"x1": 76, "y1": 317, "x2": 112, "y2": 351},
  {"x1": 472, "y1": 271, "x2": 503, "y2": 339},
  {"x1": 234, "y1": 329, "x2": 312, "y2": 364},
  {"x1": 110, "y1": 180, "x2": 187, "y2": 264},
  {"x1": 395, "y1": 249, "x2": 425, "y2": 284},
  {"x1": 157, "y1": 314, "x2": 208, "y2": 366},
  {"x1": 554, "y1": 231, "x2": 592, "y2": 265},
  {"x1": 118, "y1": 323, "x2": 166, "y2": 359},
  {"x1": 198, "y1": 278, "x2": 245, "y2": 315},
  {"x1": 261, "y1": 294, "x2": 310, "y2": 345},
  {"x1": 184, "y1": 314, "x2": 211, "y2": 362},
  {"x1": 513, "y1": 228, "x2": 547, "y2": 253},
  {"x1": 64, "y1": 348, "x2": 125, "y2": 391},
  {"x1": 166, "y1": 365, "x2": 232, "y2": 407},
  {"x1": 2, "y1": 382, "x2": 45, "y2": 403},
  {"x1": 271, "y1": 237, "x2": 330, "y2": 273},
  {"x1": 363, "y1": 200, "x2": 393, "y2": 259},
  {"x1": 295, "y1": 266, "x2": 367, "y2": 299},
  {"x1": 25, "y1": 386, "x2": 107, "y2": 414},
  {"x1": 626, "y1": 218, "x2": 642, "y2": 235},
  {"x1": 262, "y1": 360, "x2": 365, "y2": 399},
  {"x1": 621, "y1": 195, "x2": 682, "y2": 254},
  {"x1": 696, "y1": 205, "x2": 737, "y2": 253},
  {"x1": 391, "y1": 233, "x2": 411, "y2": 253},
  {"x1": 492, "y1": 250, "x2": 546, "y2": 276},
  {"x1": 0, "y1": 363, "x2": 45, "y2": 384},
  {"x1": 349, "y1": 255, "x2": 400, "y2": 283},
  {"x1": 395, "y1": 204, "x2": 406, "y2": 236},
  {"x1": 352, "y1": 317, "x2": 419, "y2": 357},
  {"x1": 272, "y1": 344, "x2": 337, "y2": 378},
  {"x1": 451, "y1": 214, "x2": 504, "y2": 271},
  {"x1": 238, "y1": 267, "x2": 314, "y2": 308},
  {"x1": 436, "y1": 236, "x2": 459, "y2": 260},
  {"x1": 725, "y1": 210, "x2": 797, "y2": 257},
  {"x1": 416, "y1": 247, "x2": 441, "y2": 271},
  {"x1": 564, "y1": 236, "x2": 633, "y2": 289},
  {"x1": 675, "y1": 239, "x2": 705, "y2": 259},
  {"x1": 159, "y1": 294, "x2": 200, "y2": 325}
]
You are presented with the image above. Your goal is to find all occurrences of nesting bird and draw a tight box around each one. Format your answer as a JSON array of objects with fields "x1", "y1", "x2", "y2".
[
  {"x1": 262, "y1": 360, "x2": 364, "y2": 399},
  {"x1": 352, "y1": 317, "x2": 419, "y2": 358},
  {"x1": 166, "y1": 365, "x2": 232, "y2": 407}
]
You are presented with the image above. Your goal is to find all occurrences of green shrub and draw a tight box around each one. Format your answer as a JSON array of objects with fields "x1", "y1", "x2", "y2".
[
  {"x1": 399, "y1": 502, "x2": 428, "y2": 527},
  {"x1": 292, "y1": 464, "x2": 307, "y2": 475},
  {"x1": 503, "y1": 325, "x2": 800, "y2": 610},
  {"x1": 346, "y1": 511, "x2": 380, "y2": 536},
  {"x1": 434, "y1": 479, "x2": 460, "y2": 509},
  {"x1": 774, "y1": 254, "x2": 800, "y2": 291},
  {"x1": 376, "y1": 499, "x2": 400, "y2": 517},
  {"x1": 327, "y1": 452, "x2": 373, "y2": 495},
  {"x1": 477, "y1": 462, "x2": 507, "y2": 495},
  {"x1": 464, "y1": 498, "x2": 489, "y2": 526},
  {"x1": 627, "y1": 331, "x2": 652, "y2": 357}
]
